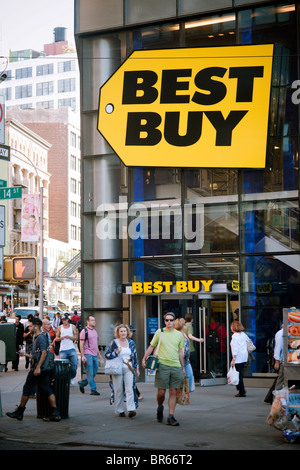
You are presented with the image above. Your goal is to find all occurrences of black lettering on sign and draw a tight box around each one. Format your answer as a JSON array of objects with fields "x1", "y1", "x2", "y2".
[
  {"x1": 229, "y1": 66, "x2": 264, "y2": 102},
  {"x1": 192, "y1": 67, "x2": 227, "y2": 105},
  {"x1": 122, "y1": 65, "x2": 265, "y2": 147},
  {"x1": 160, "y1": 69, "x2": 191, "y2": 104},
  {"x1": 122, "y1": 71, "x2": 158, "y2": 104},
  {"x1": 164, "y1": 112, "x2": 203, "y2": 146},
  {"x1": 126, "y1": 112, "x2": 162, "y2": 145},
  {"x1": 205, "y1": 111, "x2": 248, "y2": 146}
]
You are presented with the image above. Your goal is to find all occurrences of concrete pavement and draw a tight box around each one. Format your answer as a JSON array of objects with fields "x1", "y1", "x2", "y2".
[{"x1": 0, "y1": 357, "x2": 298, "y2": 451}]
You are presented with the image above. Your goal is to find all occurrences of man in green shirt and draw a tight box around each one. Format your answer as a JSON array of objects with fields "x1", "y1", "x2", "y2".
[{"x1": 142, "y1": 312, "x2": 185, "y2": 426}]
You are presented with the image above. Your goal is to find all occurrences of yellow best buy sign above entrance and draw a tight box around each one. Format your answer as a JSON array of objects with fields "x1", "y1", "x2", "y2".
[{"x1": 98, "y1": 44, "x2": 274, "y2": 168}]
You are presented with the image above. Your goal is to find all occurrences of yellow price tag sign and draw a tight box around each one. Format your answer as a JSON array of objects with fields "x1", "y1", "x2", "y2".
[{"x1": 98, "y1": 44, "x2": 274, "y2": 168}]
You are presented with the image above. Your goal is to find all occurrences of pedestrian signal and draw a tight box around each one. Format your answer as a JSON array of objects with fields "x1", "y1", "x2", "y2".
[{"x1": 4, "y1": 256, "x2": 37, "y2": 282}]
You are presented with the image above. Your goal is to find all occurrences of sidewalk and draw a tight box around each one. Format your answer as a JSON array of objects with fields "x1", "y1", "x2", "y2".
[{"x1": 0, "y1": 358, "x2": 298, "y2": 451}]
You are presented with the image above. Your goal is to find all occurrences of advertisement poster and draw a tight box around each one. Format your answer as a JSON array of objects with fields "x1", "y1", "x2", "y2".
[
  {"x1": 287, "y1": 309, "x2": 300, "y2": 364},
  {"x1": 21, "y1": 194, "x2": 40, "y2": 242}
]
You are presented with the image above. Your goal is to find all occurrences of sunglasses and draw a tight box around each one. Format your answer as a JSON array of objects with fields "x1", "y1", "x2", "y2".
[{"x1": 165, "y1": 318, "x2": 174, "y2": 322}]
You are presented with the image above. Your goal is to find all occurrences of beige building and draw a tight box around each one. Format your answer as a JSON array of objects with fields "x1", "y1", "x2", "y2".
[{"x1": 0, "y1": 117, "x2": 50, "y2": 307}]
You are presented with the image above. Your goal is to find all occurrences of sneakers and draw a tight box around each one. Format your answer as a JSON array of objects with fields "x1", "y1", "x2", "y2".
[
  {"x1": 128, "y1": 411, "x2": 136, "y2": 418},
  {"x1": 90, "y1": 390, "x2": 100, "y2": 395},
  {"x1": 6, "y1": 406, "x2": 25, "y2": 421},
  {"x1": 157, "y1": 406, "x2": 164, "y2": 422},
  {"x1": 166, "y1": 416, "x2": 179, "y2": 426},
  {"x1": 235, "y1": 393, "x2": 246, "y2": 397}
]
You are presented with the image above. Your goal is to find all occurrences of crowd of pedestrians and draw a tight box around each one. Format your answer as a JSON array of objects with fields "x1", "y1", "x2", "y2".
[{"x1": 2, "y1": 308, "x2": 284, "y2": 428}]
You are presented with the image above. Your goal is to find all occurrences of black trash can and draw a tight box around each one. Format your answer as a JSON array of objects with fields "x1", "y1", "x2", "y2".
[{"x1": 36, "y1": 359, "x2": 71, "y2": 419}]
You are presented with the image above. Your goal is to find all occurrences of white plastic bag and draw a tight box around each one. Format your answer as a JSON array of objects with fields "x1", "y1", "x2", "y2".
[{"x1": 227, "y1": 366, "x2": 239, "y2": 386}]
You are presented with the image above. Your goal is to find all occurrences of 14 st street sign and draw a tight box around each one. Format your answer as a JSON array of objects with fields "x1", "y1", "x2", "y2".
[{"x1": 0, "y1": 186, "x2": 22, "y2": 200}]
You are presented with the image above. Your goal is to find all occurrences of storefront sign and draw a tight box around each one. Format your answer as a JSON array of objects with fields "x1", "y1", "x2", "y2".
[
  {"x1": 132, "y1": 280, "x2": 213, "y2": 294},
  {"x1": 98, "y1": 44, "x2": 274, "y2": 168}
]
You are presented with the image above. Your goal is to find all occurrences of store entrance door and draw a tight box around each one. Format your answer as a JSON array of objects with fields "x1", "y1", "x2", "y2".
[
  {"x1": 197, "y1": 295, "x2": 231, "y2": 386},
  {"x1": 160, "y1": 292, "x2": 239, "y2": 385}
]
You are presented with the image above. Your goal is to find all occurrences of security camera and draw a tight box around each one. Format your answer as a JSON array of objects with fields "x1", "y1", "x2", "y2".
[{"x1": 0, "y1": 73, "x2": 7, "y2": 83}]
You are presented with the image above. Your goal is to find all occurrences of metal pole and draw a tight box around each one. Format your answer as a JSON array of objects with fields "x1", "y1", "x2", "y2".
[
  {"x1": 10, "y1": 148, "x2": 44, "y2": 319},
  {"x1": 39, "y1": 186, "x2": 43, "y2": 319}
]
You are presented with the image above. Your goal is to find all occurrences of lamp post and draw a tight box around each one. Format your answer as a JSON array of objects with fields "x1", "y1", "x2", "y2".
[{"x1": 10, "y1": 147, "x2": 44, "y2": 319}]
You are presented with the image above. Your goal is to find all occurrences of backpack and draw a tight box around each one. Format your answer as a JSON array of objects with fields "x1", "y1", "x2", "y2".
[
  {"x1": 207, "y1": 323, "x2": 220, "y2": 351},
  {"x1": 84, "y1": 327, "x2": 90, "y2": 347}
]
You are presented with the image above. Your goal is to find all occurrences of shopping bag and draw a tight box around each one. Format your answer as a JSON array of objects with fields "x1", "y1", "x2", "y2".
[
  {"x1": 227, "y1": 366, "x2": 239, "y2": 386},
  {"x1": 104, "y1": 357, "x2": 122, "y2": 375},
  {"x1": 145, "y1": 355, "x2": 159, "y2": 370},
  {"x1": 247, "y1": 339, "x2": 256, "y2": 353},
  {"x1": 176, "y1": 378, "x2": 190, "y2": 405}
]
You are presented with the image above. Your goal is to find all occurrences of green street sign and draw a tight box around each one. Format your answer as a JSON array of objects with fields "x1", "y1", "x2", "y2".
[
  {"x1": 0, "y1": 180, "x2": 7, "y2": 188},
  {"x1": 0, "y1": 186, "x2": 22, "y2": 199}
]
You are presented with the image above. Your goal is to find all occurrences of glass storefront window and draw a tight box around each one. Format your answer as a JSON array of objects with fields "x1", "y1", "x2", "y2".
[
  {"x1": 186, "y1": 256, "x2": 239, "y2": 284},
  {"x1": 131, "y1": 257, "x2": 183, "y2": 283},
  {"x1": 184, "y1": 201, "x2": 239, "y2": 254},
  {"x1": 241, "y1": 198, "x2": 299, "y2": 253},
  {"x1": 130, "y1": 23, "x2": 180, "y2": 51},
  {"x1": 241, "y1": 254, "x2": 300, "y2": 374},
  {"x1": 130, "y1": 167, "x2": 182, "y2": 257},
  {"x1": 186, "y1": 169, "x2": 238, "y2": 197},
  {"x1": 184, "y1": 13, "x2": 236, "y2": 46}
]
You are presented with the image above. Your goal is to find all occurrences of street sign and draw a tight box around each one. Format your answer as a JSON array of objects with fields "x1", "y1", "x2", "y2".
[
  {"x1": 0, "y1": 96, "x2": 4, "y2": 144},
  {"x1": 0, "y1": 144, "x2": 10, "y2": 162},
  {"x1": 0, "y1": 205, "x2": 5, "y2": 246},
  {"x1": 98, "y1": 44, "x2": 274, "y2": 168},
  {"x1": 0, "y1": 180, "x2": 7, "y2": 187},
  {"x1": 0, "y1": 186, "x2": 22, "y2": 200}
]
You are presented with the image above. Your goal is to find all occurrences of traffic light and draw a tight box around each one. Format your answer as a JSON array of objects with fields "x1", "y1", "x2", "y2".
[{"x1": 4, "y1": 256, "x2": 38, "y2": 282}]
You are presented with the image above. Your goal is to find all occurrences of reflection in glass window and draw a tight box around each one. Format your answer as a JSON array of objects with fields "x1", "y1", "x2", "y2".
[
  {"x1": 185, "y1": 13, "x2": 236, "y2": 47},
  {"x1": 241, "y1": 198, "x2": 299, "y2": 253}
]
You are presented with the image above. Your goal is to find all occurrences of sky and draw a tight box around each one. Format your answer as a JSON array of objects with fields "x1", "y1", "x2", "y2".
[{"x1": 0, "y1": 0, "x2": 75, "y2": 58}]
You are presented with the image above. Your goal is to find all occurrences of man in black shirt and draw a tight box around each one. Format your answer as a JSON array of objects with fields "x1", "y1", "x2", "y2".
[
  {"x1": 6, "y1": 317, "x2": 61, "y2": 422},
  {"x1": 12, "y1": 315, "x2": 24, "y2": 371}
]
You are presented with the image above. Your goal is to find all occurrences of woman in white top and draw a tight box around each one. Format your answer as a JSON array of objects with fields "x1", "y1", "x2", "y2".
[
  {"x1": 105, "y1": 324, "x2": 140, "y2": 417},
  {"x1": 230, "y1": 321, "x2": 251, "y2": 397}
]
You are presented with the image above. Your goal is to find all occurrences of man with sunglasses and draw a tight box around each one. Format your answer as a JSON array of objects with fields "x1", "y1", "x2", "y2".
[{"x1": 142, "y1": 312, "x2": 185, "y2": 426}]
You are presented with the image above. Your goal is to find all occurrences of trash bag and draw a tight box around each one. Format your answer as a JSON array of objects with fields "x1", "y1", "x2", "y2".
[{"x1": 266, "y1": 388, "x2": 289, "y2": 430}]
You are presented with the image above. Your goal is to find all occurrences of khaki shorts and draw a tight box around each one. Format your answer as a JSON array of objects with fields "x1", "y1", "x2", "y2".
[{"x1": 155, "y1": 363, "x2": 184, "y2": 389}]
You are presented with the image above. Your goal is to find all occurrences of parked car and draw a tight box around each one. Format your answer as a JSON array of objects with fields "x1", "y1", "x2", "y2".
[
  {"x1": 7, "y1": 307, "x2": 40, "y2": 325},
  {"x1": 43, "y1": 305, "x2": 64, "y2": 321}
]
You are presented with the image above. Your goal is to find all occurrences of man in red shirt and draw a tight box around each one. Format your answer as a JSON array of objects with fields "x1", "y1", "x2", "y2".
[{"x1": 78, "y1": 315, "x2": 102, "y2": 395}]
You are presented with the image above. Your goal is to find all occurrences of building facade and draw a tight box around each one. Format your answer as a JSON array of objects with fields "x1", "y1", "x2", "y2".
[
  {"x1": 75, "y1": 0, "x2": 300, "y2": 383},
  {"x1": 6, "y1": 107, "x2": 81, "y2": 308},
  {"x1": 3, "y1": 27, "x2": 79, "y2": 113},
  {"x1": 0, "y1": 117, "x2": 51, "y2": 308}
]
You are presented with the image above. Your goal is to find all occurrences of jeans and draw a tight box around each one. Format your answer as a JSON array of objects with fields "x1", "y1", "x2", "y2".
[
  {"x1": 79, "y1": 354, "x2": 99, "y2": 392},
  {"x1": 59, "y1": 348, "x2": 78, "y2": 379},
  {"x1": 185, "y1": 362, "x2": 195, "y2": 392}
]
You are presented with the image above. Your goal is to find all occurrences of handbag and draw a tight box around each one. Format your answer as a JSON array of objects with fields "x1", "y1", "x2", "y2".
[
  {"x1": 176, "y1": 378, "x2": 190, "y2": 405},
  {"x1": 247, "y1": 338, "x2": 256, "y2": 353},
  {"x1": 145, "y1": 329, "x2": 163, "y2": 371},
  {"x1": 105, "y1": 356, "x2": 122, "y2": 375},
  {"x1": 33, "y1": 347, "x2": 55, "y2": 373},
  {"x1": 227, "y1": 366, "x2": 239, "y2": 386}
]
